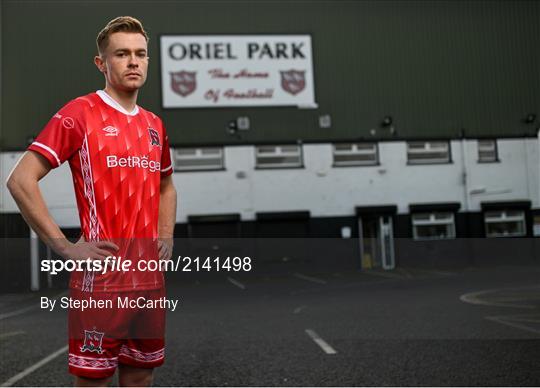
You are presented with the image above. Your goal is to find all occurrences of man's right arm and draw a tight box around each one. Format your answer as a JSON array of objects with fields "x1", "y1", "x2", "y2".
[{"x1": 6, "y1": 150, "x2": 117, "y2": 260}]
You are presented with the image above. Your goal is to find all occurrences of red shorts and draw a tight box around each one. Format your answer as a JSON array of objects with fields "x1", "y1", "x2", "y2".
[{"x1": 68, "y1": 288, "x2": 166, "y2": 379}]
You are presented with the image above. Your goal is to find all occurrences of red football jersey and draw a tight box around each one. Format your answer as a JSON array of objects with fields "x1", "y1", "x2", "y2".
[{"x1": 28, "y1": 91, "x2": 173, "y2": 292}]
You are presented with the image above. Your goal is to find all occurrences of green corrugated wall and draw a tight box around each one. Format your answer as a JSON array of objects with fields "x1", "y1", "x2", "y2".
[{"x1": 1, "y1": 0, "x2": 538, "y2": 149}]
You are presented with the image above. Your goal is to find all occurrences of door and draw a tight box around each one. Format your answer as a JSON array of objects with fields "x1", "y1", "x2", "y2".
[
  {"x1": 379, "y1": 215, "x2": 395, "y2": 270},
  {"x1": 358, "y1": 215, "x2": 395, "y2": 270}
]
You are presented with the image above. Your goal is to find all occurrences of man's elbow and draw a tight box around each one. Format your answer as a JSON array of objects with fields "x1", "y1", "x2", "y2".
[
  {"x1": 6, "y1": 173, "x2": 21, "y2": 197},
  {"x1": 7, "y1": 170, "x2": 33, "y2": 200},
  {"x1": 7, "y1": 152, "x2": 48, "y2": 200},
  {"x1": 167, "y1": 184, "x2": 177, "y2": 200},
  {"x1": 161, "y1": 178, "x2": 177, "y2": 197}
]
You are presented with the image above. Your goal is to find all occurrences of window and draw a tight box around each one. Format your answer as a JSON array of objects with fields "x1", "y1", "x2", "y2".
[
  {"x1": 412, "y1": 212, "x2": 456, "y2": 240},
  {"x1": 533, "y1": 215, "x2": 540, "y2": 237},
  {"x1": 255, "y1": 145, "x2": 303, "y2": 168},
  {"x1": 485, "y1": 210, "x2": 526, "y2": 237},
  {"x1": 478, "y1": 139, "x2": 498, "y2": 162},
  {"x1": 333, "y1": 143, "x2": 378, "y2": 166},
  {"x1": 407, "y1": 141, "x2": 450, "y2": 164},
  {"x1": 173, "y1": 147, "x2": 224, "y2": 171}
]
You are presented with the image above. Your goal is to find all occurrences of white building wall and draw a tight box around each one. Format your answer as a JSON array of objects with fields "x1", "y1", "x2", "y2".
[
  {"x1": 467, "y1": 138, "x2": 539, "y2": 210},
  {"x1": 0, "y1": 152, "x2": 80, "y2": 227},
  {"x1": 2, "y1": 138, "x2": 538, "y2": 227}
]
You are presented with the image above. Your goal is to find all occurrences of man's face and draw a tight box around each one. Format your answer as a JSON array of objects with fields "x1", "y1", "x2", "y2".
[{"x1": 96, "y1": 32, "x2": 148, "y2": 92}]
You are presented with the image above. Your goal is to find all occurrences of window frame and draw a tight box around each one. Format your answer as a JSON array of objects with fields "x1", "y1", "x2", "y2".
[
  {"x1": 173, "y1": 147, "x2": 225, "y2": 172},
  {"x1": 332, "y1": 142, "x2": 380, "y2": 167},
  {"x1": 484, "y1": 209, "x2": 527, "y2": 238},
  {"x1": 411, "y1": 212, "x2": 456, "y2": 240},
  {"x1": 477, "y1": 139, "x2": 499, "y2": 163},
  {"x1": 406, "y1": 140, "x2": 452, "y2": 165},
  {"x1": 255, "y1": 144, "x2": 304, "y2": 169}
]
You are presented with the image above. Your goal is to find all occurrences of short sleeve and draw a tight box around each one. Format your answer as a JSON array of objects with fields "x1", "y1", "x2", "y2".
[
  {"x1": 160, "y1": 128, "x2": 173, "y2": 178},
  {"x1": 27, "y1": 101, "x2": 85, "y2": 168}
]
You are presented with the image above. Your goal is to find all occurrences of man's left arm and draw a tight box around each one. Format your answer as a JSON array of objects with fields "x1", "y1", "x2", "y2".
[{"x1": 158, "y1": 175, "x2": 177, "y2": 261}]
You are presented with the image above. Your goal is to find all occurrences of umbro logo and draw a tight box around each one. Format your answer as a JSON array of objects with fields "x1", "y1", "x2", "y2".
[{"x1": 102, "y1": 126, "x2": 119, "y2": 137}]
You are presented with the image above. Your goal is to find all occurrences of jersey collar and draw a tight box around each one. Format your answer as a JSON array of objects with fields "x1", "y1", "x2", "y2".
[{"x1": 96, "y1": 90, "x2": 140, "y2": 116}]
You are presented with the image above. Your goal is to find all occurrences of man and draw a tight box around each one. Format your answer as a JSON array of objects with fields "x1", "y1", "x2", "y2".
[{"x1": 7, "y1": 16, "x2": 177, "y2": 386}]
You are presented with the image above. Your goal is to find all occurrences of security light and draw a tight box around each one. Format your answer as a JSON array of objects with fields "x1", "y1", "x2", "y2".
[
  {"x1": 382, "y1": 116, "x2": 393, "y2": 127},
  {"x1": 524, "y1": 114, "x2": 536, "y2": 124}
]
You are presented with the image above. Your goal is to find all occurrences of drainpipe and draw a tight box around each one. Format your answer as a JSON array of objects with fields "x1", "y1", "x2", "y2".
[
  {"x1": 30, "y1": 229, "x2": 40, "y2": 291},
  {"x1": 460, "y1": 129, "x2": 470, "y2": 212},
  {"x1": 537, "y1": 128, "x2": 540, "y2": 208},
  {"x1": 460, "y1": 130, "x2": 473, "y2": 265},
  {"x1": 523, "y1": 136, "x2": 532, "y2": 201}
]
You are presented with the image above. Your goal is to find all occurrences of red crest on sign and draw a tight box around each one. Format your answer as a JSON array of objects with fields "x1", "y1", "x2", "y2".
[
  {"x1": 170, "y1": 71, "x2": 197, "y2": 97},
  {"x1": 280, "y1": 70, "x2": 306, "y2": 95}
]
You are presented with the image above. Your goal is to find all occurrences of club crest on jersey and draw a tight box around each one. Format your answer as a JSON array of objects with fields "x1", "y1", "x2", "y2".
[
  {"x1": 80, "y1": 329, "x2": 104, "y2": 354},
  {"x1": 102, "y1": 126, "x2": 118, "y2": 137},
  {"x1": 148, "y1": 127, "x2": 161, "y2": 147}
]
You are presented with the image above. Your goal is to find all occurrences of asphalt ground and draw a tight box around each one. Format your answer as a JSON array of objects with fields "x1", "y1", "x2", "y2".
[{"x1": 1, "y1": 265, "x2": 539, "y2": 386}]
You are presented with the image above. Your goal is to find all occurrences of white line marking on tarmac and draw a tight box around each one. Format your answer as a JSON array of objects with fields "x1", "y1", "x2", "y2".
[
  {"x1": 460, "y1": 288, "x2": 537, "y2": 309},
  {"x1": 294, "y1": 305, "x2": 307, "y2": 314},
  {"x1": 490, "y1": 296, "x2": 540, "y2": 302},
  {"x1": 293, "y1": 273, "x2": 327, "y2": 285},
  {"x1": 0, "y1": 291, "x2": 68, "y2": 321},
  {"x1": 498, "y1": 315, "x2": 540, "y2": 324},
  {"x1": 227, "y1": 277, "x2": 246, "y2": 290},
  {"x1": 485, "y1": 316, "x2": 540, "y2": 335},
  {"x1": 363, "y1": 270, "x2": 405, "y2": 279},
  {"x1": 0, "y1": 331, "x2": 25, "y2": 340},
  {"x1": 0, "y1": 345, "x2": 68, "y2": 387},
  {"x1": 431, "y1": 270, "x2": 456, "y2": 276},
  {"x1": 512, "y1": 318, "x2": 540, "y2": 323},
  {"x1": 413, "y1": 268, "x2": 456, "y2": 277},
  {"x1": 0, "y1": 305, "x2": 36, "y2": 321},
  {"x1": 305, "y1": 329, "x2": 337, "y2": 354}
]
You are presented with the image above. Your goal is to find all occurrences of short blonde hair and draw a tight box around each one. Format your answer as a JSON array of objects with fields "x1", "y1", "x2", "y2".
[{"x1": 96, "y1": 16, "x2": 148, "y2": 54}]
